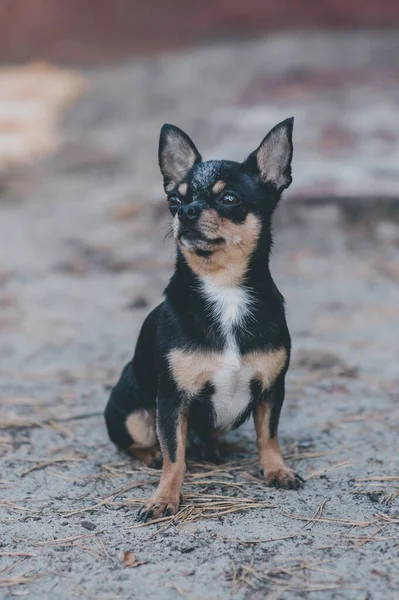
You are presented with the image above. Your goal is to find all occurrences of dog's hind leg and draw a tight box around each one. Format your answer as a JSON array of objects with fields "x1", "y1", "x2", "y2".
[
  {"x1": 104, "y1": 362, "x2": 160, "y2": 467},
  {"x1": 125, "y1": 409, "x2": 161, "y2": 466}
]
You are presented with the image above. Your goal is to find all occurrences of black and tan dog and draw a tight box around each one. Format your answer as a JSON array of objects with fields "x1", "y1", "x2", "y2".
[{"x1": 105, "y1": 118, "x2": 304, "y2": 522}]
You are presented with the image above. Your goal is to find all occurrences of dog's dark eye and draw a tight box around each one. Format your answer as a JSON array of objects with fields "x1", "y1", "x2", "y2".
[
  {"x1": 168, "y1": 194, "x2": 181, "y2": 207},
  {"x1": 219, "y1": 193, "x2": 240, "y2": 206}
]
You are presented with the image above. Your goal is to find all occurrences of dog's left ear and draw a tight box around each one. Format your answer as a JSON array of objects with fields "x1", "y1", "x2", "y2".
[
  {"x1": 159, "y1": 124, "x2": 202, "y2": 190},
  {"x1": 243, "y1": 117, "x2": 294, "y2": 191}
]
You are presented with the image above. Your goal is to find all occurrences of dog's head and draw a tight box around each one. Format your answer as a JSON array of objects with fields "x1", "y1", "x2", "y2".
[{"x1": 158, "y1": 119, "x2": 294, "y2": 280}]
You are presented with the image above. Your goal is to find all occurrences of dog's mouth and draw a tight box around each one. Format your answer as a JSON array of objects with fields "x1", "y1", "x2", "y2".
[{"x1": 177, "y1": 228, "x2": 225, "y2": 252}]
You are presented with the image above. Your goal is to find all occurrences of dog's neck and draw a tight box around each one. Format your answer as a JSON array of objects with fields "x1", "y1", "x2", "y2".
[
  {"x1": 166, "y1": 223, "x2": 274, "y2": 323},
  {"x1": 170, "y1": 219, "x2": 274, "y2": 297},
  {"x1": 165, "y1": 221, "x2": 276, "y2": 349}
]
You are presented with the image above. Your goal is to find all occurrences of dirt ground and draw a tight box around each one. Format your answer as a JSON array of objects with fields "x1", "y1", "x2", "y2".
[{"x1": 1, "y1": 33, "x2": 399, "y2": 600}]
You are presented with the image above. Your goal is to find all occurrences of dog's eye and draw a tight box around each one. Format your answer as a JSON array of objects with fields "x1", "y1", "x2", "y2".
[
  {"x1": 219, "y1": 193, "x2": 240, "y2": 206},
  {"x1": 168, "y1": 194, "x2": 181, "y2": 207}
]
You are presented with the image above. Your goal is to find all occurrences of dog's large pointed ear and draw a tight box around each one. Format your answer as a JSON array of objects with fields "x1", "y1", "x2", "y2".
[
  {"x1": 243, "y1": 118, "x2": 294, "y2": 191},
  {"x1": 158, "y1": 124, "x2": 202, "y2": 190}
]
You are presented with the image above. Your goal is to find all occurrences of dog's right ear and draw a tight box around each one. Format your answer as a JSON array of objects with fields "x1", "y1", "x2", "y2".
[
  {"x1": 159, "y1": 124, "x2": 202, "y2": 191},
  {"x1": 243, "y1": 118, "x2": 294, "y2": 191}
]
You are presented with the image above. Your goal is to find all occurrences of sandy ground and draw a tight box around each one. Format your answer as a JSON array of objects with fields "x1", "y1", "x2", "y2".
[{"x1": 1, "y1": 33, "x2": 399, "y2": 600}]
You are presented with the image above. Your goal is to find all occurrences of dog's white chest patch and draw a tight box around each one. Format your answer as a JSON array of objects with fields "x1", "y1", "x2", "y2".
[
  {"x1": 201, "y1": 276, "x2": 251, "y2": 336},
  {"x1": 201, "y1": 277, "x2": 253, "y2": 430},
  {"x1": 211, "y1": 347, "x2": 254, "y2": 430}
]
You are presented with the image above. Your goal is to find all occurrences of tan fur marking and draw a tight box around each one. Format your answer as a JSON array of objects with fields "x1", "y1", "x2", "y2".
[
  {"x1": 165, "y1": 181, "x2": 176, "y2": 192},
  {"x1": 126, "y1": 410, "x2": 157, "y2": 448},
  {"x1": 254, "y1": 402, "x2": 284, "y2": 469},
  {"x1": 168, "y1": 349, "x2": 220, "y2": 395},
  {"x1": 212, "y1": 180, "x2": 226, "y2": 194},
  {"x1": 142, "y1": 414, "x2": 188, "y2": 518},
  {"x1": 179, "y1": 211, "x2": 261, "y2": 286},
  {"x1": 178, "y1": 182, "x2": 188, "y2": 195},
  {"x1": 243, "y1": 348, "x2": 287, "y2": 391},
  {"x1": 128, "y1": 445, "x2": 160, "y2": 466},
  {"x1": 254, "y1": 403, "x2": 296, "y2": 486},
  {"x1": 169, "y1": 347, "x2": 286, "y2": 397}
]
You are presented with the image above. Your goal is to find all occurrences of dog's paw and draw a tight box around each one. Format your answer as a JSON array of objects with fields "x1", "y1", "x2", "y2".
[
  {"x1": 136, "y1": 493, "x2": 182, "y2": 523},
  {"x1": 263, "y1": 467, "x2": 304, "y2": 490},
  {"x1": 129, "y1": 446, "x2": 161, "y2": 468}
]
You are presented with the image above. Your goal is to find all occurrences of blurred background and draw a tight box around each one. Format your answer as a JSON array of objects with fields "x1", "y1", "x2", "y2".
[
  {"x1": 1, "y1": 0, "x2": 399, "y2": 62},
  {"x1": 1, "y1": 0, "x2": 399, "y2": 196}
]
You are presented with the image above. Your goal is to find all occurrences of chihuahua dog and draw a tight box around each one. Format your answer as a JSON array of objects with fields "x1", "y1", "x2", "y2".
[{"x1": 105, "y1": 118, "x2": 304, "y2": 522}]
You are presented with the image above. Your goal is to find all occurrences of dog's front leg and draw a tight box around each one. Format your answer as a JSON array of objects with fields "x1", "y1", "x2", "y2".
[
  {"x1": 254, "y1": 376, "x2": 304, "y2": 490},
  {"x1": 137, "y1": 394, "x2": 187, "y2": 522}
]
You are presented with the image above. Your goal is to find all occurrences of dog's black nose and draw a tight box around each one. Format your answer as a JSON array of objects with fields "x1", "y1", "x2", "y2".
[{"x1": 177, "y1": 204, "x2": 200, "y2": 222}]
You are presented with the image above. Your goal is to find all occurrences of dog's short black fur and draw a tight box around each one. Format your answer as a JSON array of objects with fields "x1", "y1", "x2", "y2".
[{"x1": 105, "y1": 118, "x2": 304, "y2": 522}]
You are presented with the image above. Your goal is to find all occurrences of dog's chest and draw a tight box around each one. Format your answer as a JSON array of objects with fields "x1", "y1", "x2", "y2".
[
  {"x1": 168, "y1": 280, "x2": 287, "y2": 430},
  {"x1": 210, "y1": 346, "x2": 253, "y2": 429},
  {"x1": 198, "y1": 278, "x2": 254, "y2": 429}
]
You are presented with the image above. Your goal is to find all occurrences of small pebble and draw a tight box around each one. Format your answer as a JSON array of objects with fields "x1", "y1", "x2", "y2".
[
  {"x1": 367, "y1": 492, "x2": 381, "y2": 503},
  {"x1": 127, "y1": 296, "x2": 149, "y2": 309},
  {"x1": 81, "y1": 521, "x2": 96, "y2": 531}
]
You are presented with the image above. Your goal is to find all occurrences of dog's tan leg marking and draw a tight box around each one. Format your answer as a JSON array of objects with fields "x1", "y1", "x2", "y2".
[
  {"x1": 125, "y1": 410, "x2": 159, "y2": 465},
  {"x1": 126, "y1": 410, "x2": 157, "y2": 447},
  {"x1": 254, "y1": 403, "x2": 299, "y2": 489},
  {"x1": 128, "y1": 445, "x2": 160, "y2": 466},
  {"x1": 141, "y1": 414, "x2": 188, "y2": 519}
]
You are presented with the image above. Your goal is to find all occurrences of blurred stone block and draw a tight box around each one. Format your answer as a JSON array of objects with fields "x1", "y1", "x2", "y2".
[{"x1": 0, "y1": 0, "x2": 398, "y2": 64}]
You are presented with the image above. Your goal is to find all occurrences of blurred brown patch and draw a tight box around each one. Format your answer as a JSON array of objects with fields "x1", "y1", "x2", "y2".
[
  {"x1": 0, "y1": 63, "x2": 86, "y2": 168},
  {"x1": 112, "y1": 202, "x2": 139, "y2": 221},
  {"x1": 56, "y1": 241, "x2": 130, "y2": 276}
]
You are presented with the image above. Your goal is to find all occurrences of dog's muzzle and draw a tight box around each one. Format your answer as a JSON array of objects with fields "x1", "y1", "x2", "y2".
[{"x1": 175, "y1": 204, "x2": 225, "y2": 251}]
